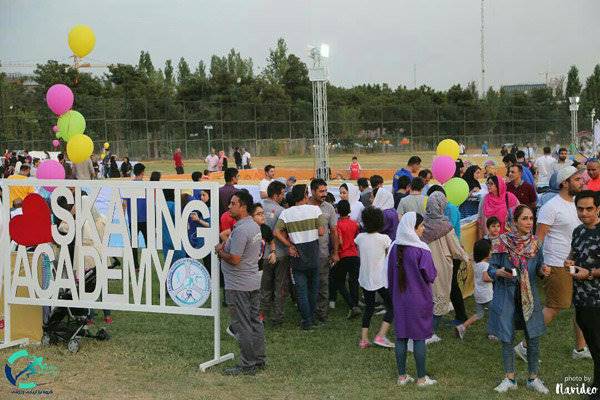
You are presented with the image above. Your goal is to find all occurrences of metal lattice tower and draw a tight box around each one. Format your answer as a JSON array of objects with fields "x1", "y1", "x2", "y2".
[
  {"x1": 308, "y1": 45, "x2": 330, "y2": 180},
  {"x1": 480, "y1": 0, "x2": 486, "y2": 97}
]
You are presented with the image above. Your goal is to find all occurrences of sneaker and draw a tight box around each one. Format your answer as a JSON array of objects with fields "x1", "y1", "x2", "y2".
[
  {"x1": 494, "y1": 378, "x2": 517, "y2": 393},
  {"x1": 487, "y1": 334, "x2": 499, "y2": 341},
  {"x1": 526, "y1": 378, "x2": 549, "y2": 394},
  {"x1": 226, "y1": 325, "x2": 237, "y2": 339},
  {"x1": 454, "y1": 324, "x2": 466, "y2": 340},
  {"x1": 514, "y1": 341, "x2": 528, "y2": 362},
  {"x1": 103, "y1": 316, "x2": 113, "y2": 325},
  {"x1": 375, "y1": 309, "x2": 386, "y2": 315},
  {"x1": 259, "y1": 312, "x2": 265, "y2": 322},
  {"x1": 223, "y1": 365, "x2": 256, "y2": 376},
  {"x1": 572, "y1": 347, "x2": 592, "y2": 360},
  {"x1": 359, "y1": 339, "x2": 371, "y2": 349},
  {"x1": 374, "y1": 335, "x2": 395, "y2": 348},
  {"x1": 397, "y1": 375, "x2": 414, "y2": 386},
  {"x1": 416, "y1": 376, "x2": 437, "y2": 387},
  {"x1": 347, "y1": 307, "x2": 362, "y2": 319},
  {"x1": 329, "y1": 301, "x2": 336, "y2": 309},
  {"x1": 425, "y1": 334, "x2": 442, "y2": 345}
]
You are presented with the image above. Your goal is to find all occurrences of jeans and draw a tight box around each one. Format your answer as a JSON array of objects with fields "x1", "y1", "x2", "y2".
[
  {"x1": 332, "y1": 257, "x2": 360, "y2": 308},
  {"x1": 132, "y1": 222, "x2": 148, "y2": 270},
  {"x1": 362, "y1": 287, "x2": 393, "y2": 328},
  {"x1": 450, "y1": 259, "x2": 467, "y2": 322},
  {"x1": 292, "y1": 267, "x2": 319, "y2": 328},
  {"x1": 175, "y1": 166, "x2": 184, "y2": 174},
  {"x1": 225, "y1": 289, "x2": 266, "y2": 367},
  {"x1": 576, "y1": 307, "x2": 600, "y2": 392},
  {"x1": 501, "y1": 332, "x2": 539, "y2": 375},
  {"x1": 395, "y1": 339, "x2": 427, "y2": 379}
]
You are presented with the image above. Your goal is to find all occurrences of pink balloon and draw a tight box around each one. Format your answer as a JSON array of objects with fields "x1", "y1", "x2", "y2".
[
  {"x1": 46, "y1": 84, "x2": 74, "y2": 116},
  {"x1": 52, "y1": 139, "x2": 60, "y2": 148},
  {"x1": 36, "y1": 159, "x2": 65, "y2": 192},
  {"x1": 431, "y1": 156, "x2": 456, "y2": 184},
  {"x1": 52, "y1": 125, "x2": 59, "y2": 133}
]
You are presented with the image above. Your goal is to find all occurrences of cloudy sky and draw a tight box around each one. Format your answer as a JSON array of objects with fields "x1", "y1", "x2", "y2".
[{"x1": 1, "y1": 0, "x2": 599, "y2": 91}]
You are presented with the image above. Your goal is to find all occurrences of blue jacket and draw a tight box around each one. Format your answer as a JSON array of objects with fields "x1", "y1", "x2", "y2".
[
  {"x1": 487, "y1": 251, "x2": 546, "y2": 343},
  {"x1": 393, "y1": 168, "x2": 413, "y2": 192},
  {"x1": 444, "y1": 203, "x2": 461, "y2": 239},
  {"x1": 522, "y1": 166, "x2": 535, "y2": 187}
]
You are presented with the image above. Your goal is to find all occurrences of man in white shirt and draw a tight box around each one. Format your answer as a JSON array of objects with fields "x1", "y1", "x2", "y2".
[
  {"x1": 553, "y1": 147, "x2": 573, "y2": 173},
  {"x1": 259, "y1": 165, "x2": 275, "y2": 199},
  {"x1": 534, "y1": 146, "x2": 557, "y2": 190},
  {"x1": 242, "y1": 148, "x2": 251, "y2": 169},
  {"x1": 205, "y1": 148, "x2": 219, "y2": 172},
  {"x1": 514, "y1": 166, "x2": 591, "y2": 361}
]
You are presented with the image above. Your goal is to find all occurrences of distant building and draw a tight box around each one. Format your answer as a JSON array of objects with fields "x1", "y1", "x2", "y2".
[
  {"x1": 501, "y1": 83, "x2": 547, "y2": 95},
  {"x1": 4, "y1": 73, "x2": 38, "y2": 92}
]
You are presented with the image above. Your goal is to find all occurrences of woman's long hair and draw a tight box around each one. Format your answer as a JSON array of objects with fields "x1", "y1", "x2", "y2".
[{"x1": 397, "y1": 213, "x2": 424, "y2": 292}]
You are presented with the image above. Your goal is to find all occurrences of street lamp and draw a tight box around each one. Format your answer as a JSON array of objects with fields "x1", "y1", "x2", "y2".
[
  {"x1": 204, "y1": 124, "x2": 213, "y2": 154},
  {"x1": 569, "y1": 96, "x2": 580, "y2": 151},
  {"x1": 592, "y1": 108, "x2": 596, "y2": 130},
  {"x1": 308, "y1": 43, "x2": 330, "y2": 180}
]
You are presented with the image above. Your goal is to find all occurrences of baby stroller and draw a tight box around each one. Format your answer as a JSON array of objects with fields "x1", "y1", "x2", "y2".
[{"x1": 41, "y1": 268, "x2": 110, "y2": 353}]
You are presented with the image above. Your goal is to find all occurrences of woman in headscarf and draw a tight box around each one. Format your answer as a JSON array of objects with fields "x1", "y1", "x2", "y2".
[
  {"x1": 217, "y1": 150, "x2": 228, "y2": 171},
  {"x1": 463, "y1": 165, "x2": 482, "y2": 193},
  {"x1": 422, "y1": 191, "x2": 470, "y2": 341},
  {"x1": 487, "y1": 204, "x2": 550, "y2": 394},
  {"x1": 109, "y1": 155, "x2": 121, "y2": 178},
  {"x1": 460, "y1": 165, "x2": 483, "y2": 219},
  {"x1": 478, "y1": 174, "x2": 519, "y2": 238},
  {"x1": 484, "y1": 160, "x2": 497, "y2": 179},
  {"x1": 373, "y1": 187, "x2": 399, "y2": 241},
  {"x1": 388, "y1": 212, "x2": 438, "y2": 386},
  {"x1": 339, "y1": 182, "x2": 364, "y2": 225}
]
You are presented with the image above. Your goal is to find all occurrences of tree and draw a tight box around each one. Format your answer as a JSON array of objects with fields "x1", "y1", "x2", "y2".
[
  {"x1": 581, "y1": 64, "x2": 600, "y2": 117},
  {"x1": 177, "y1": 57, "x2": 191, "y2": 84},
  {"x1": 565, "y1": 65, "x2": 582, "y2": 98},
  {"x1": 263, "y1": 38, "x2": 288, "y2": 84},
  {"x1": 282, "y1": 54, "x2": 310, "y2": 102}
]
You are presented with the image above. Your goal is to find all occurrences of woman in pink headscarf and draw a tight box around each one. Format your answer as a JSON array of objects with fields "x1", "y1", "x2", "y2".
[
  {"x1": 217, "y1": 150, "x2": 228, "y2": 171},
  {"x1": 478, "y1": 174, "x2": 519, "y2": 238}
]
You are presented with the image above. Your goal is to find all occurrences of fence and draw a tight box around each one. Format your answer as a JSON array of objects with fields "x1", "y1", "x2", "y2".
[{"x1": 0, "y1": 97, "x2": 576, "y2": 159}]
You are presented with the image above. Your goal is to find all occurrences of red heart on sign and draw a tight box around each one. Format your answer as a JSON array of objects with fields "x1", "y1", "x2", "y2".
[{"x1": 9, "y1": 193, "x2": 53, "y2": 246}]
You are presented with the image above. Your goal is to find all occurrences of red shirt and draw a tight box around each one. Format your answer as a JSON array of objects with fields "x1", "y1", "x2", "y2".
[
  {"x1": 220, "y1": 211, "x2": 236, "y2": 233},
  {"x1": 349, "y1": 162, "x2": 361, "y2": 180},
  {"x1": 587, "y1": 177, "x2": 600, "y2": 191},
  {"x1": 337, "y1": 217, "x2": 359, "y2": 258},
  {"x1": 173, "y1": 152, "x2": 183, "y2": 167}
]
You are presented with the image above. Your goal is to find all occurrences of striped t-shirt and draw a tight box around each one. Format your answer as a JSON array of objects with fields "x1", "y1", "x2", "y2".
[{"x1": 275, "y1": 204, "x2": 324, "y2": 244}]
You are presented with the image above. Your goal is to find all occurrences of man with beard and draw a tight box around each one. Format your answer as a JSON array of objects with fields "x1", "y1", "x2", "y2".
[
  {"x1": 553, "y1": 147, "x2": 573, "y2": 173},
  {"x1": 586, "y1": 159, "x2": 600, "y2": 192}
]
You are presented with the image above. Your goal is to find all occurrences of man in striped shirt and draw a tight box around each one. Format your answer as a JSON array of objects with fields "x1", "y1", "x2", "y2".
[{"x1": 274, "y1": 184, "x2": 325, "y2": 330}]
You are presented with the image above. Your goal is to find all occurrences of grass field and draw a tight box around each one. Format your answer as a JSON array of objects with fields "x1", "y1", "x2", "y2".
[{"x1": 0, "y1": 281, "x2": 591, "y2": 400}]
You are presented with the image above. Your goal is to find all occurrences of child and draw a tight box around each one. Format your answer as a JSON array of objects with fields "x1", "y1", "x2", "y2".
[
  {"x1": 454, "y1": 239, "x2": 494, "y2": 339},
  {"x1": 354, "y1": 206, "x2": 394, "y2": 349},
  {"x1": 349, "y1": 156, "x2": 361, "y2": 180},
  {"x1": 389, "y1": 212, "x2": 437, "y2": 387},
  {"x1": 485, "y1": 216, "x2": 501, "y2": 249},
  {"x1": 334, "y1": 200, "x2": 361, "y2": 318}
]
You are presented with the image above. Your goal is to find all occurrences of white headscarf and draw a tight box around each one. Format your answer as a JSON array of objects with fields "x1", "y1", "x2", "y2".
[
  {"x1": 345, "y1": 182, "x2": 364, "y2": 223},
  {"x1": 372, "y1": 188, "x2": 394, "y2": 210},
  {"x1": 391, "y1": 211, "x2": 430, "y2": 252}
]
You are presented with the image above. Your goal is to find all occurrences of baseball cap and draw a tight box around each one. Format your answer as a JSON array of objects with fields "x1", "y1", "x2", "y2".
[{"x1": 556, "y1": 166, "x2": 578, "y2": 185}]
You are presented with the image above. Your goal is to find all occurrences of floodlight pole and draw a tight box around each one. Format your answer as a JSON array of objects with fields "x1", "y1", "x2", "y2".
[
  {"x1": 569, "y1": 97, "x2": 580, "y2": 151},
  {"x1": 308, "y1": 47, "x2": 330, "y2": 181},
  {"x1": 204, "y1": 125, "x2": 213, "y2": 154}
]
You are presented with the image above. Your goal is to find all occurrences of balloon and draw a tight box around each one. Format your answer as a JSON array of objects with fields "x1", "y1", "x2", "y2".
[
  {"x1": 436, "y1": 139, "x2": 460, "y2": 160},
  {"x1": 431, "y1": 156, "x2": 456, "y2": 184},
  {"x1": 444, "y1": 178, "x2": 469, "y2": 206},
  {"x1": 400, "y1": 137, "x2": 410, "y2": 145},
  {"x1": 52, "y1": 125, "x2": 58, "y2": 133},
  {"x1": 46, "y1": 84, "x2": 74, "y2": 116},
  {"x1": 52, "y1": 139, "x2": 60, "y2": 148},
  {"x1": 68, "y1": 24, "x2": 96, "y2": 58},
  {"x1": 67, "y1": 134, "x2": 94, "y2": 164},
  {"x1": 56, "y1": 110, "x2": 86, "y2": 141},
  {"x1": 36, "y1": 159, "x2": 65, "y2": 192},
  {"x1": 103, "y1": 142, "x2": 110, "y2": 149}
]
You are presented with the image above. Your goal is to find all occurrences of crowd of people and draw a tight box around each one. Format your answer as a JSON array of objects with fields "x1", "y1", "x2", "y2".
[{"x1": 1, "y1": 143, "x2": 600, "y2": 397}]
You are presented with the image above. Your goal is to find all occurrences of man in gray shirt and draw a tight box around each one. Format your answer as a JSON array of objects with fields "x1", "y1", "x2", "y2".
[
  {"x1": 309, "y1": 178, "x2": 339, "y2": 323},
  {"x1": 260, "y1": 180, "x2": 288, "y2": 326},
  {"x1": 216, "y1": 190, "x2": 265, "y2": 375}
]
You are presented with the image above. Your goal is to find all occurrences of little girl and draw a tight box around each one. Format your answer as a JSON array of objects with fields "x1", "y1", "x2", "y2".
[
  {"x1": 354, "y1": 206, "x2": 394, "y2": 348},
  {"x1": 388, "y1": 212, "x2": 437, "y2": 387}
]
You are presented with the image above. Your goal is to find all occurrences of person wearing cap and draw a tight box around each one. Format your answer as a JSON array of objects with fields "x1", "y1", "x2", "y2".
[{"x1": 514, "y1": 166, "x2": 591, "y2": 361}]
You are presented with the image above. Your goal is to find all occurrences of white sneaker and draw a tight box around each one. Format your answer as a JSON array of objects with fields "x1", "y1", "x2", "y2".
[
  {"x1": 397, "y1": 375, "x2": 414, "y2": 386},
  {"x1": 425, "y1": 334, "x2": 442, "y2": 345},
  {"x1": 328, "y1": 301, "x2": 336, "y2": 309},
  {"x1": 226, "y1": 325, "x2": 237, "y2": 340},
  {"x1": 572, "y1": 347, "x2": 592, "y2": 360},
  {"x1": 454, "y1": 324, "x2": 466, "y2": 340},
  {"x1": 375, "y1": 309, "x2": 386, "y2": 315},
  {"x1": 526, "y1": 378, "x2": 549, "y2": 394},
  {"x1": 494, "y1": 378, "x2": 517, "y2": 393},
  {"x1": 514, "y1": 341, "x2": 527, "y2": 362},
  {"x1": 416, "y1": 376, "x2": 437, "y2": 387}
]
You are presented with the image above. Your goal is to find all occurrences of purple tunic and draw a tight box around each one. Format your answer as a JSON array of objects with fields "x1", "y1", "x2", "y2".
[
  {"x1": 381, "y1": 208, "x2": 399, "y2": 241},
  {"x1": 387, "y1": 245, "x2": 437, "y2": 340}
]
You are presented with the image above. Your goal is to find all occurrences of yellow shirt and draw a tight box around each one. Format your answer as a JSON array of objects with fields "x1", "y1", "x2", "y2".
[{"x1": 7, "y1": 175, "x2": 35, "y2": 206}]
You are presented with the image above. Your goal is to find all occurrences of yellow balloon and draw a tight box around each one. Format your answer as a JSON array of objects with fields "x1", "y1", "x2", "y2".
[
  {"x1": 67, "y1": 134, "x2": 94, "y2": 164},
  {"x1": 68, "y1": 25, "x2": 96, "y2": 58},
  {"x1": 103, "y1": 142, "x2": 110, "y2": 149},
  {"x1": 436, "y1": 139, "x2": 460, "y2": 160}
]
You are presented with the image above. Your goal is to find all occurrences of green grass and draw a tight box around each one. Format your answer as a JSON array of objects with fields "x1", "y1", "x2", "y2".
[{"x1": 0, "y1": 280, "x2": 591, "y2": 399}]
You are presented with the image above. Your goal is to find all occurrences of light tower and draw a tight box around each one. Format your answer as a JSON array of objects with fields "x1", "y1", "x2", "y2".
[
  {"x1": 480, "y1": 0, "x2": 486, "y2": 98},
  {"x1": 308, "y1": 44, "x2": 330, "y2": 180}
]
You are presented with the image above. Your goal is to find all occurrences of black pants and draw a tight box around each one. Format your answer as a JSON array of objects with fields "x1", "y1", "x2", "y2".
[
  {"x1": 362, "y1": 287, "x2": 393, "y2": 328},
  {"x1": 576, "y1": 306, "x2": 600, "y2": 393},
  {"x1": 332, "y1": 256, "x2": 360, "y2": 308},
  {"x1": 450, "y1": 259, "x2": 467, "y2": 322},
  {"x1": 132, "y1": 222, "x2": 148, "y2": 270},
  {"x1": 175, "y1": 166, "x2": 184, "y2": 174}
]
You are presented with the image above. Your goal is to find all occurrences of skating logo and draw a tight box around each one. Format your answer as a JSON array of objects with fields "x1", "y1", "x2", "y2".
[
  {"x1": 167, "y1": 258, "x2": 211, "y2": 308},
  {"x1": 4, "y1": 349, "x2": 57, "y2": 394}
]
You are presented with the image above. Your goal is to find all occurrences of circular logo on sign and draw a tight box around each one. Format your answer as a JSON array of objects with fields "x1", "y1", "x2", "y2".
[{"x1": 167, "y1": 258, "x2": 211, "y2": 308}]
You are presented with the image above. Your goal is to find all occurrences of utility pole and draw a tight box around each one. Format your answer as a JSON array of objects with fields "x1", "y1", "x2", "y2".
[{"x1": 480, "y1": 0, "x2": 486, "y2": 98}]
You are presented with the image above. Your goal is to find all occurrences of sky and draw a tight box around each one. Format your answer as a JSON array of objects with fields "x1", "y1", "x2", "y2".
[{"x1": 1, "y1": 0, "x2": 599, "y2": 91}]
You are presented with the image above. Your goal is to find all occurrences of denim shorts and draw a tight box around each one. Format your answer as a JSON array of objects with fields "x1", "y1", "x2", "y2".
[{"x1": 475, "y1": 301, "x2": 491, "y2": 319}]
